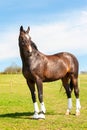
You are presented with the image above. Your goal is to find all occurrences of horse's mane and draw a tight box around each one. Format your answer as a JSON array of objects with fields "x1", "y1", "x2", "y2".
[{"x1": 31, "y1": 40, "x2": 38, "y2": 50}]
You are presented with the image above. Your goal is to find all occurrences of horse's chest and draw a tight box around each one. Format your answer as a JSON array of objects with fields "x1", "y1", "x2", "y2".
[
  {"x1": 22, "y1": 62, "x2": 43, "y2": 80},
  {"x1": 22, "y1": 66, "x2": 34, "y2": 79}
]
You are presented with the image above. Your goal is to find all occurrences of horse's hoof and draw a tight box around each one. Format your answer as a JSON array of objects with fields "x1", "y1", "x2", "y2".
[
  {"x1": 65, "y1": 109, "x2": 70, "y2": 115},
  {"x1": 76, "y1": 110, "x2": 80, "y2": 116},
  {"x1": 33, "y1": 112, "x2": 39, "y2": 119},
  {"x1": 38, "y1": 112, "x2": 45, "y2": 119}
]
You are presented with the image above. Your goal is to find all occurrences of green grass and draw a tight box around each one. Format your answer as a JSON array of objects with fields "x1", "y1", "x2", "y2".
[{"x1": 0, "y1": 74, "x2": 87, "y2": 130}]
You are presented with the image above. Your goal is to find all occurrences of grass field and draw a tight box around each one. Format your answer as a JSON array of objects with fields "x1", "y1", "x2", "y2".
[{"x1": 0, "y1": 74, "x2": 87, "y2": 130}]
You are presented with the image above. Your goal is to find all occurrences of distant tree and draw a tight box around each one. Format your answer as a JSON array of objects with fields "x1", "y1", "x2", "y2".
[
  {"x1": 80, "y1": 71, "x2": 87, "y2": 74},
  {"x1": 3, "y1": 63, "x2": 22, "y2": 74}
]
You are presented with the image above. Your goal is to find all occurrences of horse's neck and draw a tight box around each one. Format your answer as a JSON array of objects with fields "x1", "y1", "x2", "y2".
[{"x1": 20, "y1": 51, "x2": 29, "y2": 67}]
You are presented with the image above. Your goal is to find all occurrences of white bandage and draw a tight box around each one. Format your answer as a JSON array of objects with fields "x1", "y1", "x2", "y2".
[
  {"x1": 40, "y1": 102, "x2": 46, "y2": 113},
  {"x1": 68, "y1": 98, "x2": 72, "y2": 110},
  {"x1": 34, "y1": 102, "x2": 39, "y2": 113},
  {"x1": 76, "y1": 98, "x2": 81, "y2": 110}
]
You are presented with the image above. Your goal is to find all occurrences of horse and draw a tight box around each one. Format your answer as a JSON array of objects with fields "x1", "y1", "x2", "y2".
[{"x1": 18, "y1": 26, "x2": 81, "y2": 119}]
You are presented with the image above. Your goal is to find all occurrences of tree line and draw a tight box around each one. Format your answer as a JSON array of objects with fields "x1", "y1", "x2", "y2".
[{"x1": 1, "y1": 64, "x2": 22, "y2": 74}]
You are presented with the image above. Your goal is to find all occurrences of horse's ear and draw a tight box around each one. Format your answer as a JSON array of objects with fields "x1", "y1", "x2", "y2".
[
  {"x1": 20, "y1": 26, "x2": 23, "y2": 32},
  {"x1": 26, "y1": 26, "x2": 30, "y2": 33}
]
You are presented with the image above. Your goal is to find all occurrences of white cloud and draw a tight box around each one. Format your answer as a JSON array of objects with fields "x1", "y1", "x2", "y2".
[
  {"x1": 30, "y1": 11, "x2": 87, "y2": 55},
  {"x1": 0, "y1": 10, "x2": 87, "y2": 61},
  {"x1": 0, "y1": 29, "x2": 20, "y2": 60}
]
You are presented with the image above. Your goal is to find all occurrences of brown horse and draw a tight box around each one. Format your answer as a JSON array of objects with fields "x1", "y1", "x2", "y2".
[{"x1": 18, "y1": 26, "x2": 81, "y2": 119}]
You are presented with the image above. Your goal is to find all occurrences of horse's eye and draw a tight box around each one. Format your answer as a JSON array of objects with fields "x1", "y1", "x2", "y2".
[
  {"x1": 22, "y1": 41, "x2": 25, "y2": 45},
  {"x1": 21, "y1": 38, "x2": 27, "y2": 45}
]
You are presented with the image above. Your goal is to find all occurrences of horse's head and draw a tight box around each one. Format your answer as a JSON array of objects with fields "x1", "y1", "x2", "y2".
[{"x1": 19, "y1": 26, "x2": 32, "y2": 56}]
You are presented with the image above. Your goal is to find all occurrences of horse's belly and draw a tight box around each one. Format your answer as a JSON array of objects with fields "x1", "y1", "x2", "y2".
[{"x1": 43, "y1": 67, "x2": 67, "y2": 82}]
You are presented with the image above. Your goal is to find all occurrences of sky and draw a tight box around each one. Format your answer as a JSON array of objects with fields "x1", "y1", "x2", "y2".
[{"x1": 0, "y1": 0, "x2": 87, "y2": 72}]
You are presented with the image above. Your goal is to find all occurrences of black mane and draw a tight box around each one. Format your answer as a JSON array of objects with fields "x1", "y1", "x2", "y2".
[{"x1": 30, "y1": 40, "x2": 38, "y2": 50}]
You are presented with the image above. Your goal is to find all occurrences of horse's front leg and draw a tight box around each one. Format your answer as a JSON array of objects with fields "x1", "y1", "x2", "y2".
[
  {"x1": 36, "y1": 77, "x2": 46, "y2": 119},
  {"x1": 27, "y1": 79, "x2": 39, "y2": 119}
]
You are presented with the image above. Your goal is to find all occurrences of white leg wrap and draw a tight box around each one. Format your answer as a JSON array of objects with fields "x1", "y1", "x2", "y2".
[
  {"x1": 40, "y1": 102, "x2": 46, "y2": 113},
  {"x1": 34, "y1": 102, "x2": 39, "y2": 113},
  {"x1": 33, "y1": 102, "x2": 45, "y2": 119},
  {"x1": 68, "y1": 98, "x2": 72, "y2": 110},
  {"x1": 76, "y1": 98, "x2": 81, "y2": 116},
  {"x1": 66, "y1": 98, "x2": 72, "y2": 115},
  {"x1": 76, "y1": 98, "x2": 81, "y2": 110}
]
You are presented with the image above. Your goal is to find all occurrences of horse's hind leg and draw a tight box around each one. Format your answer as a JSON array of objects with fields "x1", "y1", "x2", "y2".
[
  {"x1": 71, "y1": 76, "x2": 81, "y2": 116},
  {"x1": 62, "y1": 77, "x2": 73, "y2": 115}
]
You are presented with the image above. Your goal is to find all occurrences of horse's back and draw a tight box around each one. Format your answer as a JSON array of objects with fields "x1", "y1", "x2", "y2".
[{"x1": 45, "y1": 52, "x2": 79, "y2": 78}]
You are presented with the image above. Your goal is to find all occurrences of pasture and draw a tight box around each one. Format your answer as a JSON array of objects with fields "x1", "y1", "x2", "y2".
[{"x1": 0, "y1": 74, "x2": 87, "y2": 130}]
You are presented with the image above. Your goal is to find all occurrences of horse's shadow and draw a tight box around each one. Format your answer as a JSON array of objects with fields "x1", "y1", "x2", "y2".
[
  {"x1": 0, "y1": 112, "x2": 75, "y2": 119},
  {"x1": 0, "y1": 111, "x2": 62, "y2": 119},
  {"x1": 0, "y1": 112, "x2": 34, "y2": 119}
]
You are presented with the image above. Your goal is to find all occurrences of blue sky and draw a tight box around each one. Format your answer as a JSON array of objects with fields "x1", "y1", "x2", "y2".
[{"x1": 0, "y1": 0, "x2": 87, "y2": 72}]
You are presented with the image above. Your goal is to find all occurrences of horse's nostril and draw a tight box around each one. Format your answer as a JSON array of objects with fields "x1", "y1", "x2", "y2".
[{"x1": 27, "y1": 50, "x2": 29, "y2": 53}]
